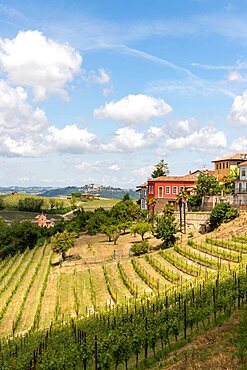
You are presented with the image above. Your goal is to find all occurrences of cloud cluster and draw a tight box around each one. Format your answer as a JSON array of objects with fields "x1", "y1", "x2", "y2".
[
  {"x1": 230, "y1": 90, "x2": 247, "y2": 126},
  {"x1": 101, "y1": 126, "x2": 163, "y2": 152},
  {"x1": 164, "y1": 127, "x2": 227, "y2": 152},
  {"x1": 0, "y1": 30, "x2": 82, "y2": 101},
  {"x1": 94, "y1": 94, "x2": 172, "y2": 124}
]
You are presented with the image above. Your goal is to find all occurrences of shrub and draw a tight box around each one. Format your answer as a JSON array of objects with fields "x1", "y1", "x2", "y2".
[
  {"x1": 130, "y1": 241, "x2": 150, "y2": 256},
  {"x1": 209, "y1": 202, "x2": 239, "y2": 230}
]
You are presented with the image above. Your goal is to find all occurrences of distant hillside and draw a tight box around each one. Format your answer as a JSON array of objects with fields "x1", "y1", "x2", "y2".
[
  {"x1": 0, "y1": 185, "x2": 139, "y2": 200},
  {"x1": 39, "y1": 186, "x2": 139, "y2": 200}
]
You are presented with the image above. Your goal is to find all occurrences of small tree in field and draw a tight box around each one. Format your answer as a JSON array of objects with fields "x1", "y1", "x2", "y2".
[
  {"x1": 50, "y1": 231, "x2": 76, "y2": 262},
  {"x1": 130, "y1": 222, "x2": 151, "y2": 241},
  {"x1": 100, "y1": 225, "x2": 119, "y2": 242}
]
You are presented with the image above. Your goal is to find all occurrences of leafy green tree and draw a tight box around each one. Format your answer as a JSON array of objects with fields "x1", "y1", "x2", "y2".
[
  {"x1": 100, "y1": 225, "x2": 119, "y2": 242},
  {"x1": 50, "y1": 231, "x2": 76, "y2": 261},
  {"x1": 86, "y1": 208, "x2": 112, "y2": 235},
  {"x1": 196, "y1": 174, "x2": 221, "y2": 198},
  {"x1": 118, "y1": 221, "x2": 132, "y2": 234},
  {"x1": 0, "y1": 222, "x2": 41, "y2": 258},
  {"x1": 71, "y1": 191, "x2": 82, "y2": 198},
  {"x1": 209, "y1": 202, "x2": 239, "y2": 230},
  {"x1": 222, "y1": 168, "x2": 239, "y2": 194},
  {"x1": 130, "y1": 240, "x2": 150, "y2": 256},
  {"x1": 130, "y1": 222, "x2": 151, "y2": 241},
  {"x1": 122, "y1": 193, "x2": 130, "y2": 201},
  {"x1": 111, "y1": 200, "x2": 143, "y2": 223},
  {"x1": 18, "y1": 197, "x2": 44, "y2": 212},
  {"x1": 155, "y1": 213, "x2": 178, "y2": 248},
  {"x1": 151, "y1": 159, "x2": 169, "y2": 178}
]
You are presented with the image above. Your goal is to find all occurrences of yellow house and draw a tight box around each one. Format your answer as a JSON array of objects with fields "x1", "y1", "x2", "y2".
[{"x1": 212, "y1": 153, "x2": 247, "y2": 180}]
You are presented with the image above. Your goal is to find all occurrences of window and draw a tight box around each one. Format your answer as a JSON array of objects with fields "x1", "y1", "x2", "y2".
[
  {"x1": 219, "y1": 163, "x2": 221, "y2": 169},
  {"x1": 226, "y1": 162, "x2": 229, "y2": 168},
  {"x1": 149, "y1": 185, "x2": 154, "y2": 194},
  {"x1": 172, "y1": 186, "x2": 178, "y2": 194},
  {"x1": 158, "y1": 186, "x2": 163, "y2": 198},
  {"x1": 216, "y1": 164, "x2": 218, "y2": 170},
  {"x1": 180, "y1": 186, "x2": 184, "y2": 192},
  {"x1": 242, "y1": 169, "x2": 246, "y2": 177},
  {"x1": 223, "y1": 163, "x2": 225, "y2": 169},
  {"x1": 165, "y1": 186, "x2": 170, "y2": 194}
]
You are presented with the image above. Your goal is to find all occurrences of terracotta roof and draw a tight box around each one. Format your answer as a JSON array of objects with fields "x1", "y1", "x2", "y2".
[
  {"x1": 136, "y1": 182, "x2": 147, "y2": 188},
  {"x1": 148, "y1": 173, "x2": 197, "y2": 182},
  {"x1": 212, "y1": 153, "x2": 247, "y2": 162},
  {"x1": 239, "y1": 161, "x2": 247, "y2": 167},
  {"x1": 191, "y1": 169, "x2": 215, "y2": 175}
]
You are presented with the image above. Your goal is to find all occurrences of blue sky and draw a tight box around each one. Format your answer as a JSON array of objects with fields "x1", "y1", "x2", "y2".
[{"x1": 0, "y1": 0, "x2": 246, "y2": 188}]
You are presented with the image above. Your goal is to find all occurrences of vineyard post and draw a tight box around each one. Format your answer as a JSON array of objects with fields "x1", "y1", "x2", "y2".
[
  {"x1": 212, "y1": 288, "x2": 216, "y2": 321},
  {"x1": 145, "y1": 317, "x2": 148, "y2": 359},
  {"x1": 183, "y1": 299, "x2": 187, "y2": 339},
  {"x1": 94, "y1": 335, "x2": 98, "y2": 370}
]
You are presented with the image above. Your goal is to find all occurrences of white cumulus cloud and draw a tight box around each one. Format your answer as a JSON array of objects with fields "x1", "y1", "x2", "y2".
[
  {"x1": 230, "y1": 90, "x2": 247, "y2": 126},
  {"x1": 230, "y1": 137, "x2": 247, "y2": 151},
  {"x1": 165, "y1": 127, "x2": 227, "y2": 152},
  {"x1": 102, "y1": 126, "x2": 162, "y2": 152},
  {"x1": 94, "y1": 94, "x2": 172, "y2": 124},
  {"x1": 0, "y1": 30, "x2": 82, "y2": 101},
  {"x1": 46, "y1": 125, "x2": 96, "y2": 154}
]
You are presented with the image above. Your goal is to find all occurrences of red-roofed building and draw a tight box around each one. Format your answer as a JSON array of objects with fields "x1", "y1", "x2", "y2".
[
  {"x1": 212, "y1": 153, "x2": 247, "y2": 180},
  {"x1": 147, "y1": 173, "x2": 198, "y2": 212},
  {"x1": 31, "y1": 213, "x2": 55, "y2": 228}
]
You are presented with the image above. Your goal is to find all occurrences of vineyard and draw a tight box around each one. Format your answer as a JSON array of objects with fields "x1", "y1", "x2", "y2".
[{"x1": 0, "y1": 228, "x2": 246, "y2": 368}]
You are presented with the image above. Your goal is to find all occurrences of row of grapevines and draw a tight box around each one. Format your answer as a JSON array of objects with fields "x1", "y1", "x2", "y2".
[
  {"x1": 33, "y1": 252, "x2": 52, "y2": 330},
  {"x1": 159, "y1": 250, "x2": 200, "y2": 277},
  {"x1": 131, "y1": 259, "x2": 159, "y2": 293},
  {"x1": 88, "y1": 268, "x2": 97, "y2": 310},
  {"x1": 54, "y1": 271, "x2": 62, "y2": 322},
  {"x1": 0, "y1": 253, "x2": 19, "y2": 284},
  {"x1": 174, "y1": 244, "x2": 220, "y2": 269},
  {"x1": 188, "y1": 240, "x2": 241, "y2": 263},
  {"x1": 13, "y1": 245, "x2": 47, "y2": 333},
  {"x1": 145, "y1": 254, "x2": 180, "y2": 283},
  {"x1": 0, "y1": 249, "x2": 30, "y2": 298},
  {"x1": 232, "y1": 235, "x2": 247, "y2": 243},
  {"x1": 117, "y1": 262, "x2": 137, "y2": 296},
  {"x1": 206, "y1": 237, "x2": 247, "y2": 253},
  {"x1": 103, "y1": 264, "x2": 117, "y2": 304},
  {"x1": 0, "y1": 247, "x2": 38, "y2": 323},
  {"x1": 0, "y1": 264, "x2": 246, "y2": 369}
]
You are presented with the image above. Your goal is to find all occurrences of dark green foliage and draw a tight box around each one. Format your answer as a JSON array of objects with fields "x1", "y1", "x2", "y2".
[
  {"x1": 65, "y1": 209, "x2": 89, "y2": 234},
  {"x1": 130, "y1": 240, "x2": 150, "y2": 256},
  {"x1": 187, "y1": 194, "x2": 201, "y2": 211},
  {"x1": 111, "y1": 199, "x2": 143, "y2": 223},
  {"x1": 0, "y1": 197, "x2": 4, "y2": 210},
  {"x1": 155, "y1": 214, "x2": 178, "y2": 248},
  {"x1": 71, "y1": 191, "x2": 82, "y2": 198},
  {"x1": 196, "y1": 174, "x2": 221, "y2": 198},
  {"x1": 122, "y1": 193, "x2": 130, "y2": 201},
  {"x1": 151, "y1": 159, "x2": 169, "y2": 178},
  {"x1": 0, "y1": 222, "x2": 41, "y2": 258},
  {"x1": 50, "y1": 231, "x2": 76, "y2": 261},
  {"x1": 86, "y1": 208, "x2": 113, "y2": 235},
  {"x1": 18, "y1": 197, "x2": 44, "y2": 212},
  {"x1": 209, "y1": 202, "x2": 239, "y2": 230}
]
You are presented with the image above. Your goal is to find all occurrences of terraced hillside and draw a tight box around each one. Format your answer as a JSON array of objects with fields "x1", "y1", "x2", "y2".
[{"x1": 0, "y1": 229, "x2": 246, "y2": 338}]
